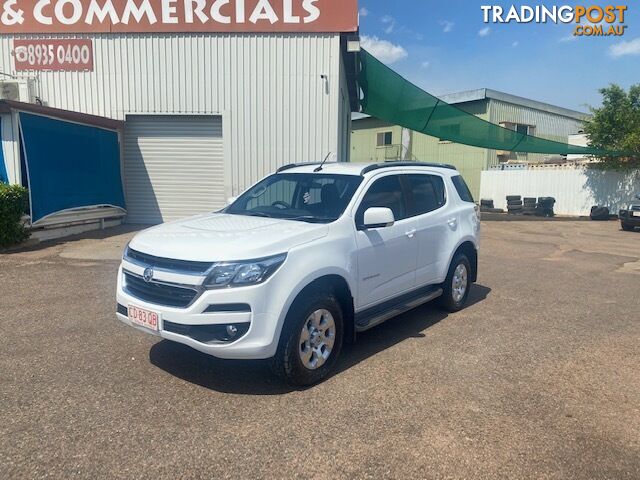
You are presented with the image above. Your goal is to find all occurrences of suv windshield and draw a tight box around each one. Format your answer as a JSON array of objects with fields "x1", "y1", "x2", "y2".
[{"x1": 225, "y1": 173, "x2": 363, "y2": 223}]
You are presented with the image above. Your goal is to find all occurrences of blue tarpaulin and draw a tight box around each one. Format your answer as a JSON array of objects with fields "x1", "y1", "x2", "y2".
[
  {"x1": 19, "y1": 112, "x2": 125, "y2": 223},
  {"x1": 0, "y1": 116, "x2": 7, "y2": 183}
]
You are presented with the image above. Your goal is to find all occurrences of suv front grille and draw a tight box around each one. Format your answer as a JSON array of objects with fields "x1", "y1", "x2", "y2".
[
  {"x1": 125, "y1": 248, "x2": 213, "y2": 275},
  {"x1": 124, "y1": 272, "x2": 198, "y2": 308}
]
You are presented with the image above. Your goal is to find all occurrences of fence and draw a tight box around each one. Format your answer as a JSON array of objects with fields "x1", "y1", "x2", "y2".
[{"x1": 480, "y1": 167, "x2": 639, "y2": 216}]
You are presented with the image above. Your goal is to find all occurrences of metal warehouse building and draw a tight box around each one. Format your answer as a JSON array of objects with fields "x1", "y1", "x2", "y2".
[
  {"x1": 351, "y1": 88, "x2": 588, "y2": 198},
  {"x1": 0, "y1": 0, "x2": 359, "y2": 227}
]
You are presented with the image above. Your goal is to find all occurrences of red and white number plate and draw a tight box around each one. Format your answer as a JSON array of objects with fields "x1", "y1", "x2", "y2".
[{"x1": 128, "y1": 305, "x2": 160, "y2": 332}]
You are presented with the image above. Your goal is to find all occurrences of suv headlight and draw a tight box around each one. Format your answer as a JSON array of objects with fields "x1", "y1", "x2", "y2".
[{"x1": 203, "y1": 254, "x2": 287, "y2": 289}]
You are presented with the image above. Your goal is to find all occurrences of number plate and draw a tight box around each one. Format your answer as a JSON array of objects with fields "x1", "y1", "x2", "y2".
[
  {"x1": 633, "y1": 211, "x2": 640, "y2": 217},
  {"x1": 128, "y1": 305, "x2": 160, "y2": 332}
]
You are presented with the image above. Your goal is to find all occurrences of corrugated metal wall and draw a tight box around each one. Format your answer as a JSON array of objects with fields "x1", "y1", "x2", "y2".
[
  {"x1": 489, "y1": 99, "x2": 584, "y2": 163},
  {"x1": 0, "y1": 33, "x2": 346, "y2": 197}
]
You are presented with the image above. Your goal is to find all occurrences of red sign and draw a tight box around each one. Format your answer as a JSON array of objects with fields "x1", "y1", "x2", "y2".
[
  {"x1": 13, "y1": 39, "x2": 94, "y2": 71},
  {"x1": 0, "y1": 0, "x2": 358, "y2": 34}
]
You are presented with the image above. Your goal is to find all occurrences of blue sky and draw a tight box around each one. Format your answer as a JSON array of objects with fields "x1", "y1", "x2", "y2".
[{"x1": 358, "y1": 1, "x2": 640, "y2": 112}]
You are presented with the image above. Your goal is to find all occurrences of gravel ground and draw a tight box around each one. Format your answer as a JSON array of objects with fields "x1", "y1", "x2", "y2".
[{"x1": 1, "y1": 220, "x2": 639, "y2": 479}]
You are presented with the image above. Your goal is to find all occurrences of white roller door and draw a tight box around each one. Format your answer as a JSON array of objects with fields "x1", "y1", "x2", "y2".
[{"x1": 123, "y1": 115, "x2": 224, "y2": 224}]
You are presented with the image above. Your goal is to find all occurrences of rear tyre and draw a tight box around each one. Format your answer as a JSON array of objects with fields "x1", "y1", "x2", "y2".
[
  {"x1": 270, "y1": 290, "x2": 344, "y2": 387},
  {"x1": 439, "y1": 254, "x2": 472, "y2": 312}
]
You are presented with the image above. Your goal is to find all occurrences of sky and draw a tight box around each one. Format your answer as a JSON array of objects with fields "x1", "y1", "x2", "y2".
[{"x1": 358, "y1": 1, "x2": 640, "y2": 112}]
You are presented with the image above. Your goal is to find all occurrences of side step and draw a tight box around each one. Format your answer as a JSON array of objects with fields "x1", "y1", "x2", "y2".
[{"x1": 355, "y1": 285, "x2": 443, "y2": 332}]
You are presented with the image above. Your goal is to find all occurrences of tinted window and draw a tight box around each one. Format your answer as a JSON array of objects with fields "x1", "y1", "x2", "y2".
[
  {"x1": 405, "y1": 174, "x2": 446, "y2": 216},
  {"x1": 357, "y1": 175, "x2": 406, "y2": 224},
  {"x1": 227, "y1": 173, "x2": 362, "y2": 223},
  {"x1": 451, "y1": 175, "x2": 474, "y2": 203}
]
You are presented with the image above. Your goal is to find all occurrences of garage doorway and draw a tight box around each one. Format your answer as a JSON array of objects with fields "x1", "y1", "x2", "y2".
[{"x1": 123, "y1": 115, "x2": 224, "y2": 224}]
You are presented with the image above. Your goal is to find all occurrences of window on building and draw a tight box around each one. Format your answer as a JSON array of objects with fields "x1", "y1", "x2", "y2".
[
  {"x1": 376, "y1": 131, "x2": 393, "y2": 147},
  {"x1": 516, "y1": 124, "x2": 530, "y2": 136}
]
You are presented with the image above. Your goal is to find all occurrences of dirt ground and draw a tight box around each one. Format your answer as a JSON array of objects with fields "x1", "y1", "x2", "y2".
[{"x1": 1, "y1": 220, "x2": 639, "y2": 479}]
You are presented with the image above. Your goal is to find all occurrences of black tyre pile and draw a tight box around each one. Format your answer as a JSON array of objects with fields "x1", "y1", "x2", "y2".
[
  {"x1": 536, "y1": 197, "x2": 556, "y2": 217},
  {"x1": 590, "y1": 206, "x2": 610, "y2": 220},
  {"x1": 506, "y1": 195, "x2": 523, "y2": 215},
  {"x1": 504, "y1": 195, "x2": 556, "y2": 217},
  {"x1": 479, "y1": 199, "x2": 503, "y2": 213}
]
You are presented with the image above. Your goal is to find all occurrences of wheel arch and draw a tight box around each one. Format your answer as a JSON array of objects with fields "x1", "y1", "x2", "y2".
[
  {"x1": 284, "y1": 274, "x2": 356, "y2": 345},
  {"x1": 452, "y1": 240, "x2": 478, "y2": 283}
]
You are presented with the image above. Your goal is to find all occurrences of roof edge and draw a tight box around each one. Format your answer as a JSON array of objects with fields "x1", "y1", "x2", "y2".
[{"x1": 0, "y1": 100, "x2": 124, "y2": 131}]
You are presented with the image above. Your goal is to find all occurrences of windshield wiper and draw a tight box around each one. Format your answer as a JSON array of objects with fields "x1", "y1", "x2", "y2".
[
  {"x1": 286, "y1": 215, "x2": 336, "y2": 224},
  {"x1": 238, "y1": 211, "x2": 274, "y2": 218}
]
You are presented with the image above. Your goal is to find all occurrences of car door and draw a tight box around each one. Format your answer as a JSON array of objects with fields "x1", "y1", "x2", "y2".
[
  {"x1": 404, "y1": 173, "x2": 453, "y2": 286},
  {"x1": 354, "y1": 174, "x2": 418, "y2": 309}
]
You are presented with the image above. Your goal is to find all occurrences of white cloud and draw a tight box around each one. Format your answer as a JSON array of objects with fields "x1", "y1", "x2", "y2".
[
  {"x1": 478, "y1": 27, "x2": 490, "y2": 37},
  {"x1": 359, "y1": 7, "x2": 369, "y2": 17},
  {"x1": 440, "y1": 20, "x2": 454, "y2": 33},
  {"x1": 559, "y1": 34, "x2": 577, "y2": 42},
  {"x1": 361, "y1": 36, "x2": 408, "y2": 64},
  {"x1": 421, "y1": 61, "x2": 430, "y2": 69},
  {"x1": 512, "y1": 41, "x2": 519, "y2": 47},
  {"x1": 609, "y1": 37, "x2": 640, "y2": 57},
  {"x1": 381, "y1": 15, "x2": 396, "y2": 34}
]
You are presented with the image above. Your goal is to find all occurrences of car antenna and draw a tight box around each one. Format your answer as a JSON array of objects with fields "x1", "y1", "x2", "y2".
[{"x1": 314, "y1": 152, "x2": 333, "y2": 172}]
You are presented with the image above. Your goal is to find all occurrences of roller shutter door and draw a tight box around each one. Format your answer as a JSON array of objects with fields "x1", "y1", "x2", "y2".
[{"x1": 123, "y1": 115, "x2": 224, "y2": 224}]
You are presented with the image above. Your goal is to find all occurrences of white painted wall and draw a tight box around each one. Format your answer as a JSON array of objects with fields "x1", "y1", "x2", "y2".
[{"x1": 480, "y1": 168, "x2": 640, "y2": 216}]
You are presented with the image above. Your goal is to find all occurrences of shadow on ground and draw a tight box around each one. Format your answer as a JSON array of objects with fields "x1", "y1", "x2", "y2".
[
  {"x1": 1, "y1": 224, "x2": 148, "y2": 255},
  {"x1": 149, "y1": 284, "x2": 492, "y2": 395}
]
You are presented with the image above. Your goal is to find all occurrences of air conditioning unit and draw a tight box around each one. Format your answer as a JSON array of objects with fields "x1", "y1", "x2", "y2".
[{"x1": 0, "y1": 80, "x2": 34, "y2": 103}]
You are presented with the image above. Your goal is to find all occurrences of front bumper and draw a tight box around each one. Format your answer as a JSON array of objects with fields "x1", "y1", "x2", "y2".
[{"x1": 115, "y1": 265, "x2": 281, "y2": 360}]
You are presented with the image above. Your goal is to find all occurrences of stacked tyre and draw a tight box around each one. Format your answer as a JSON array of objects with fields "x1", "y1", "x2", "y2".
[
  {"x1": 480, "y1": 199, "x2": 494, "y2": 210},
  {"x1": 590, "y1": 206, "x2": 610, "y2": 221},
  {"x1": 523, "y1": 197, "x2": 537, "y2": 216},
  {"x1": 506, "y1": 195, "x2": 523, "y2": 215},
  {"x1": 480, "y1": 199, "x2": 503, "y2": 213},
  {"x1": 537, "y1": 197, "x2": 556, "y2": 217}
]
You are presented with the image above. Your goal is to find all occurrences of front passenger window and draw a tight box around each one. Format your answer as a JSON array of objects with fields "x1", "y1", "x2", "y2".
[{"x1": 356, "y1": 175, "x2": 407, "y2": 225}]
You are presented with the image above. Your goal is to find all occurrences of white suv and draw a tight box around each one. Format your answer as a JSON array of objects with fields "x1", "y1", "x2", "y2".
[{"x1": 116, "y1": 162, "x2": 481, "y2": 385}]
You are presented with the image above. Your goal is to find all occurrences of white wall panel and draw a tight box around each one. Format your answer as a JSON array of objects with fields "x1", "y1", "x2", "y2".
[
  {"x1": 0, "y1": 33, "x2": 343, "y2": 197},
  {"x1": 480, "y1": 168, "x2": 640, "y2": 216}
]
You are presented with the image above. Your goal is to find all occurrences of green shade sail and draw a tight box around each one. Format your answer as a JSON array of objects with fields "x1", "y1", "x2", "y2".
[{"x1": 358, "y1": 49, "x2": 614, "y2": 156}]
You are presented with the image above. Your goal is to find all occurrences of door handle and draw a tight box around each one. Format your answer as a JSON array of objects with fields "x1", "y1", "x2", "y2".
[{"x1": 405, "y1": 228, "x2": 417, "y2": 238}]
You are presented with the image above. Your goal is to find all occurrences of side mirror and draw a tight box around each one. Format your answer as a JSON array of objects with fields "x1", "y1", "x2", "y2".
[
  {"x1": 227, "y1": 196, "x2": 238, "y2": 206},
  {"x1": 362, "y1": 207, "x2": 395, "y2": 229}
]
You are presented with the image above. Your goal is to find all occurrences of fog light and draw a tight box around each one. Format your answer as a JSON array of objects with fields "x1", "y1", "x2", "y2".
[{"x1": 226, "y1": 325, "x2": 238, "y2": 337}]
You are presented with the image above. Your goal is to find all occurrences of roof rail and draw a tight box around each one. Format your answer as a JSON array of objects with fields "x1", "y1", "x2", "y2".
[
  {"x1": 361, "y1": 162, "x2": 458, "y2": 175},
  {"x1": 276, "y1": 162, "x2": 336, "y2": 173}
]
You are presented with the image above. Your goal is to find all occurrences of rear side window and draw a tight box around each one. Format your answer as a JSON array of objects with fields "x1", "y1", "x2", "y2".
[
  {"x1": 357, "y1": 175, "x2": 407, "y2": 224},
  {"x1": 405, "y1": 174, "x2": 446, "y2": 216},
  {"x1": 451, "y1": 175, "x2": 474, "y2": 203}
]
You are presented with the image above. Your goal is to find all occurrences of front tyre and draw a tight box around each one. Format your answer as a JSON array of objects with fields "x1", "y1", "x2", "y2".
[
  {"x1": 439, "y1": 254, "x2": 472, "y2": 312},
  {"x1": 270, "y1": 290, "x2": 344, "y2": 387}
]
